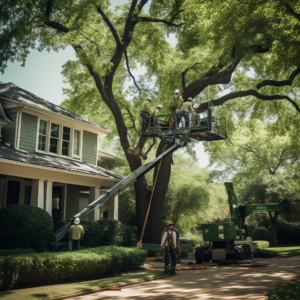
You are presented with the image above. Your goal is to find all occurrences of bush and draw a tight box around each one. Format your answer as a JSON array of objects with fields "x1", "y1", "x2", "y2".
[
  {"x1": 0, "y1": 246, "x2": 147, "y2": 289},
  {"x1": 0, "y1": 249, "x2": 35, "y2": 257},
  {"x1": 142, "y1": 243, "x2": 194, "y2": 258},
  {"x1": 266, "y1": 280, "x2": 300, "y2": 300},
  {"x1": 253, "y1": 241, "x2": 270, "y2": 249},
  {"x1": 253, "y1": 227, "x2": 271, "y2": 242},
  {"x1": 54, "y1": 219, "x2": 137, "y2": 248},
  {"x1": 276, "y1": 220, "x2": 300, "y2": 245},
  {"x1": 0, "y1": 205, "x2": 53, "y2": 252}
]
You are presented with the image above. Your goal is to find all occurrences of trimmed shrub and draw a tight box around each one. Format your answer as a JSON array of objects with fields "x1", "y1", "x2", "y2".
[
  {"x1": 0, "y1": 205, "x2": 53, "y2": 251},
  {"x1": 0, "y1": 249, "x2": 35, "y2": 257},
  {"x1": 253, "y1": 240, "x2": 277, "y2": 258},
  {"x1": 0, "y1": 246, "x2": 147, "y2": 289},
  {"x1": 253, "y1": 241, "x2": 269, "y2": 249},
  {"x1": 253, "y1": 227, "x2": 271, "y2": 242},
  {"x1": 266, "y1": 280, "x2": 300, "y2": 300},
  {"x1": 54, "y1": 219, "x2": 137, "y2": 247},
  {"x1": 276, "y1": 220, "x2": 300, "y2": 244},
  {"x1": 142, "y1": 243, "x2": 193, "y2": 258}
]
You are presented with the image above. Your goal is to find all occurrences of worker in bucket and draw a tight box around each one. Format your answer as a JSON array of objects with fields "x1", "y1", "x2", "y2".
[
  {"x1": 169, "y1": 89, "x2": 183, "y2": 128},
  {"x1": 180, "y1": 97, "x2": 194, "y2": 128},
  {"x1": 193, "y1": 103, "x2": 201, "y2": 126},
  {"x1": 160, "y1": 220, "x2": 177, "y2": 275},
  {"x1": 139, "y1": 96, "x2": 152, "y2": 136},
  {"x1": 68, "y1": 218, "x2": 84, "y2": 251},
  {"x1": 153, "y1": 104, "x2": 163, "y2": 116}
]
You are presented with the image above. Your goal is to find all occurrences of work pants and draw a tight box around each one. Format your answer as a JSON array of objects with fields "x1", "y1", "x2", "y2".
[
  {"x1": 72, "y1": 239, "x2": 80, "y2": 251},
  {"x1": 183, "y1": 112, "x2": 190, "y2": 128},
  {"x1": 165, "y1": 246, "x2": 176, "y2": 267}
]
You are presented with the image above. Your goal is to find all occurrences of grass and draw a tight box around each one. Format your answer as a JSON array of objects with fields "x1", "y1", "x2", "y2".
[
  {"x1": 268, "y1": 246, "x2": 300, "y2": 257},
  {"x1": 0, "y1": 270, "x2": 163, "y2": 300},
  {"x1": 253, "y1": 240, "x2": 300, "y2": 258}
]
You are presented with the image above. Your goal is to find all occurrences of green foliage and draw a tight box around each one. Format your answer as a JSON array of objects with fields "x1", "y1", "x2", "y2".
[
  {"x1": 0, "y1": 249, "x2": 35, "y2": 257},
  {"x1": 266, "y1": 280, "x2": 300, "y2": 300},
  {"x1": 254, "y1": 248, "x2": 278, "y2": 258},
  {"x1": 0, "y1": 205, "x2": 53, "y2": 252},
  {"x1": 253, "y1": 227, "x2": 271, "y2": 242},
  {"x1": 0, "y1": 246, "x2": 147, "y2": 289},
  {"x1": 276, "y1": 221, "x2": 300, "y2": 245},
  {"x1": 54, "y1": 219, "x2": 137, "y2": 248},
  {"x1": 253, "y1": 241, "x2": 270, "y2": 249},
  {"x1": 163, "y1": 155, "x2": 228, "y2": 232},
  {"x1": 142, "y1": 243, "x2": 194, "y2": 258}
]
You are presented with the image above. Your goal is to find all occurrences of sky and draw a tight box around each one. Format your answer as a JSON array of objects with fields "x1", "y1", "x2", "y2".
[{"x1": 0, "y1": 1, "x2": 210, "y2": 168}]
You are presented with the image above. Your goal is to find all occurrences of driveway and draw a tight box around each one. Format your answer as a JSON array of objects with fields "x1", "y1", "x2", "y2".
[{"x1": 68, "y1": 256, "x2": 300, "y2": 300}]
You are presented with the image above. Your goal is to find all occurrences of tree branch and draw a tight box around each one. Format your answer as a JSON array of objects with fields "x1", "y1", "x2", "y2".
[
  {"x1": 181, "y1": 62, "x2": 201, "y2": 90},
  {"x1": 96, "y1": 5, "x2": 122, "y2": 48},
  {"x1": 256, "y1": 66, "x2": 300, "y2": 90},
  {"x1": 136, "y1": 16, "x2": 185, "y2": 27},
  {"x1": 123, "y1": 0, "x2": 139, "y2": 42},
  {"x1": 124, "y1": 50, "x2": 141, "y2": 92},
  {"x1": 44, "y1": 0, "x2": 69, "y2": 32},
  {"x1": 200, "y1": 89, "x2": 300, "y2": 114},
  {"x1": 284, "y1": 3, "x2": 300, "y2": 21}
]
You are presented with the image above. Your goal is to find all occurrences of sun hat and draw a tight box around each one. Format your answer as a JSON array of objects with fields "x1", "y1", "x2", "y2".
[{"x1": 74, "y1": 218, "x2": 80, "y2": 225}]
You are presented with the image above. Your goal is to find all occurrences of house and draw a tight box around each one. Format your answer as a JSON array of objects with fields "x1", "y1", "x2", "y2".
[{"x1": 0, "y1": 82, "x2": 123, "y2": 222}]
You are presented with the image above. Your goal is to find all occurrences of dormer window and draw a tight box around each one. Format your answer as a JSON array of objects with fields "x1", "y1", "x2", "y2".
[{"x1": 37, "y1": 118, "x2": 82, "y2": 160}]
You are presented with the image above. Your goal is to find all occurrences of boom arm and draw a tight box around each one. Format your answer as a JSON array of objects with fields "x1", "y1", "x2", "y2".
[
  {"x1": 224, "y1": 182, "x2": 290, "y2": 230},
  {"x1": 52, "y1": 136, "x2": 189, "y2": 248}
]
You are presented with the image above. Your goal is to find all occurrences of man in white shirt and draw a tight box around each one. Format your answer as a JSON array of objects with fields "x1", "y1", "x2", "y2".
[{"x1": 160, "y1": 220, "x2": 177, "y2": 275}]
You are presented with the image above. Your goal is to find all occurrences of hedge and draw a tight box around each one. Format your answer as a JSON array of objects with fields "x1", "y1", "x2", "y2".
[
  {"x1": 253, "y1": 227, "x2": 271, "y2": 242},
  {"x1": 54, "y1": 219, "x2": 137, "y2": 247},
  {"x1": 253, "y1": 240, "x2": 278, "y2": 258},
  {"x1": 0, "y1": 205, "x2": 53, "y2": 251},
  {"x1": 142, "y1": 243, "x2": 194, "y2": 258},
  {"x1": 0, "y1": 249, "x2": 35, "y2": 257},
  {"x1": 266, "y1": 280, "x2": 300, "y2": 300},
  {"x1": 0, "y1": 246, "x2": 147, "y2": 289}
]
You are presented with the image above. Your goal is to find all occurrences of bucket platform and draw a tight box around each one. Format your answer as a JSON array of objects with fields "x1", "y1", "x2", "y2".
[{"x1": 142, "y1": 108, "x2": 227, "y2": 142}]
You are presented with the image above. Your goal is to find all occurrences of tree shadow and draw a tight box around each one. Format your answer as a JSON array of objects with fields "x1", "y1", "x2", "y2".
[{"x1": 31, "y1": 294, "x2": 49, "y2": 298}]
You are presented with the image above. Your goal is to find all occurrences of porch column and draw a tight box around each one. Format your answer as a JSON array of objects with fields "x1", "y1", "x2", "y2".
[
  {"x1": 31, "y1": 179, "x2": 44, "y2": 209},
  {"x1": 108, "y1": 194, "x2": 118, "y2": 221},
  {"x1": 89, "y1": 186, "x2": 100, "y2": 221},
  {"x1": 44, "y1": 181, "x2": 53, "y2": 216},
  {"x1": 0, "y1": 176, "x2": 6, "y2": 209}
]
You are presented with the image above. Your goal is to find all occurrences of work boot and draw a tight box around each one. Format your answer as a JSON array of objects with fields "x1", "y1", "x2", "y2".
[
  {"x1": 164, "y1": 267, "x2": 169, "y2": 275},
  {"x1": 171, "y1": 266, "x2": 176, "y2": 275}
]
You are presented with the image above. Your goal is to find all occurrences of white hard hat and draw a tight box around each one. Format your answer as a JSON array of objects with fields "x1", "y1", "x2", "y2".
[
  {"x1": 193, "y1": 104, "x2": 200, "y2": 109},
  {"x1": 157, "y1": 105, "x2": 163, "y2": 109},
  {"x1": 174, "y1": 89, "x2": 180, "y2": 93},
  {"x1": 74, "y1": 218, "x2": 80, "y2": 225},
  {"x1": 188, "y1": 97, "x2": 193, "y2": 102},
  {"x1": 147, "y1": 97, "x2": 151, "y2": 101}
]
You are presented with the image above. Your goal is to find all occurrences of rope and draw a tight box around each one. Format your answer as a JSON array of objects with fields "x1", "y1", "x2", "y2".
[{"x1": 137, "y1": 144, "x2": 167, "y2": 248}]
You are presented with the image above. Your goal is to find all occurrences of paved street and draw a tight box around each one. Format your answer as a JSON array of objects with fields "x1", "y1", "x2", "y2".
[{"x1": 68, "y1": 256, "x2": 300, "y2": 300}]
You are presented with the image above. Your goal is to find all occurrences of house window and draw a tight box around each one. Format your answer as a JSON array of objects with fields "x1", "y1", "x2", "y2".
[
  {"x1": 38, "y1": 120, "x2": 47, "y2": 151},
  {"x1": 50, "y1": 123, "x2": 59, "y2": 154},
  {"x1": 62, "y1": 126, "x2": 70, "y2": 156},
  {"x1": 73, "y1": 130, "x2": 80, "y2": 156}
]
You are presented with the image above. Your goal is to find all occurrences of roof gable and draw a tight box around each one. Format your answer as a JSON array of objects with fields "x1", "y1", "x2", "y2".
[{"x1": 0, "y1": 82, "x2": 108, "y2": 131}]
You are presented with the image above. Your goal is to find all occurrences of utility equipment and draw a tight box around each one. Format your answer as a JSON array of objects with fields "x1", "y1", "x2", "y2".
[
  {"x1": 51, "y1": 107, "x2": 226, "y2": 251},
  {"x1": 195, "y1": 181, "x2": 291, "y2": 263}
]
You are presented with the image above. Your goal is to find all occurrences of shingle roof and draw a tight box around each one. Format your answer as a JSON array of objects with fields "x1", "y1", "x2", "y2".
[
  {"x1": 0, "y1": 145, "x2": 123, "y2": 180},
  {"x1": 0, "y1": 82, "x2": 108, "y2": 131}
]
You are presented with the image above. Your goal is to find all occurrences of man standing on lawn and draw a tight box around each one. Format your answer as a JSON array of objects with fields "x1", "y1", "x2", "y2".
[
  {"x1": 166, "y1": 220, "x2": 181, "y2": 263},
  {"x1": 69, "y1": 218, "x2": 84, "y2": 251}
]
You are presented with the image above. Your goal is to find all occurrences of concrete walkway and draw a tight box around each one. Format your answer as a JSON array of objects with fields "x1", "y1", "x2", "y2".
[{"x1": 68, "y1": 256, "x2": 300, "y2": 300}]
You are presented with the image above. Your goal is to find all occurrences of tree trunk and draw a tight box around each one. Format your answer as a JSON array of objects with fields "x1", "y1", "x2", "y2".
[
  {"x1": 136, "y1": 138, "x2": 173, "y2": 244},
  {"x1": 268, "y1": 211, "x2": 279, "y2": 244}
]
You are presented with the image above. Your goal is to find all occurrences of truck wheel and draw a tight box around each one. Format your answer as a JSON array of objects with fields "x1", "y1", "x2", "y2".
[
  {"x1": 204, "y1": 255, "x2": 210, "y2": 262},
  {"x1": 234, "y1": 245, "x2": 243, "y2": 261},
  {"x1": 195, "y1": 247, "x2": 204, "y2": 264},
  {"x1": 59, "y1": 244, "x2": 68, "y2": 252}
]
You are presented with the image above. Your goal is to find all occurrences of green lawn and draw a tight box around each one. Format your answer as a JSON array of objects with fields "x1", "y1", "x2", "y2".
[
  {"x1": 0, "y1": 270, "x2": 163, "y2": 300},
  {"x1": 268, "y1": 246, "x2": 300, "y2": 257}
]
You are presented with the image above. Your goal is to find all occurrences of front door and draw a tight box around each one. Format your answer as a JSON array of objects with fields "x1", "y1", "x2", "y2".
[
  {"x1": 52, "y1": 186, "x2": 62, "y2": 223},
  {"x1": 6, "y1": 180, "x2": 20, "y2": 206}
]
